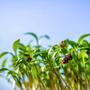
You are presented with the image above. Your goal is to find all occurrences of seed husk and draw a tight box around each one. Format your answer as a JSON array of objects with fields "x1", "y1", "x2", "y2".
[
  {"x1": 66, "y1": 54, "x2": 72, "y2": 60},
  {"x1": 60, "y1": 41, "x2": 66, "y2": 48}
]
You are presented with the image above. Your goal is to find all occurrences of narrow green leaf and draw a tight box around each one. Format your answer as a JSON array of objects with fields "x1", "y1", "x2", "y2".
[
  {"x1": 0, "y1": 52, "x2": 8, "y2": 58},
  {"x1": 31, "y1": 66, "x2": 37, "y2": 79},
  {"x1": 67, "y1": 39, "x2": 77, "y2": 48},
  {"x1": 13, "y1": 39, "x2": 20, "y2": 53},
  {"x1": 40, "y1": 35, "x2": 50, "y2": 40},
  {"x1": 78, "y1": 34, "x2": 90, "y2": 44},
  {"x1": 7, "y1": 71, "x2": 23, "y2": 89},
  {"x1": 79, "y1": 47, "x2": 90, "y2": 50},
  {"x1": 24, "y1": 32, "x2": 39, "y2": 44},
  {"x1": 19, "y1": 43, "x2": 26, "y2": 51},
  {"x1": 1, "y1": 58, "x2": 7, "y2": 68},
  {"x1": 0, "y1": 68, "x2": 8, "y2": 73}
]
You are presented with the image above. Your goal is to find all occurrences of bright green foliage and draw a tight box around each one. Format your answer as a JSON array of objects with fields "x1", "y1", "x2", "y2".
[
  {"x1": 0, "y1": 52, "x2": 8, "y2": 58},
  {"x1": 13, "y1": 39, "x2": 20, "y2": 54},
  {"x1": 0, "y1": 32, "x2": 90, "y2": 90},
  {"x1": 1, "y1": 58, "x2": 7, "y2": 68}
]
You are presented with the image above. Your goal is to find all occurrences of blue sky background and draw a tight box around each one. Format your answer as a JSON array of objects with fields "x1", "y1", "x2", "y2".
[{"x1": 0, "y1": 0, "x2": 90, "y2": 90}]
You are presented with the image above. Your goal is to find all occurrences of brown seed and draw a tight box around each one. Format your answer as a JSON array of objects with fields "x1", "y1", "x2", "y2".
[
  {"x1": 26, "y1": 57, "x2": 32, "y2": 62},
  {"x1": 87, "y1": 51, "x2": 90, "y2": 55},
  {"x1": 60, "y1": 41, "x2": 65, "y2": 48},
  {"x1": 24, "y1": 54, "x2": 32, "y2": 62},
  {"x1": 62, "y1": 58, "x2": 68, "y2": 64},
  {"x1": 62, "y1": 54, "x2": 72, "y2": 64},
  {"x1": 66, "y1": 54, "x2": 72, "y2": 60},
  {"x1": 62, "y1": 60, "x2": 68, "y2": 64}
]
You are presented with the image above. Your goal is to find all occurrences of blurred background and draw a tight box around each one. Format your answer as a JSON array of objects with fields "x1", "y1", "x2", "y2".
[{"x1": 0, "y1": 0, "x2": 90, "y2": 90}]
